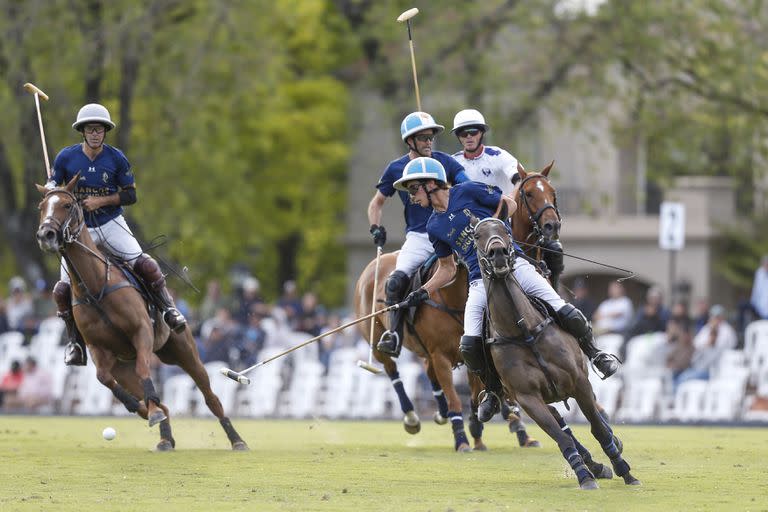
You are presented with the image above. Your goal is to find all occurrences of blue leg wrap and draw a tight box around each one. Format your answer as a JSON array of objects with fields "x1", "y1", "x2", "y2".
[
  {"x1": 388, "y1": 371, "x2": 414, "y2": 413},
  {"x1": 448, "y1": 410, "x2": 469, "y2": 449},
  {"x1": 563, "y1": 446, "x2": 592, "y2": 484},
  {"x1": 468, "y1": 412, "x2": 484, "y2": 439},
  {"x1": 431, "y1": 380, "x2": 449, "y2": 419},
  {"x1": 602, "y1": 438, "x2": 621, "y2": 459}
]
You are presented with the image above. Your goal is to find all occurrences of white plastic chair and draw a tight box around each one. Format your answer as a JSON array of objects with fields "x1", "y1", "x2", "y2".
[
  {"x1": 749, "y1": 337, "x2": 768, "y2": 387},
  {"x1": 236, "y1": 354, "x2": 285, "y2": 417},
  {"x1": 191, "y1": 361, "x2": 239, "y2": 417},
  {"x1": 615, "y1": 377, "x2": 663, "y2": 422},
  {"x1": 595, "y1": 333, "x2": 624, "y2": 356},
  {"x1": 672, "y1": 380, "x2": 709, "y2": 422},
  {"x1": 163, "y1": 374, "x2": 196, "y2": 416},
  {"x1": 703, "y1": 377, "x2": 747, "y2": 421},
  {"x1": 283, "y1": 358, "x2": 324, "y2": 418},
  {"x1": 744, "y1": 320, "x2": 768, "y2": 359}
]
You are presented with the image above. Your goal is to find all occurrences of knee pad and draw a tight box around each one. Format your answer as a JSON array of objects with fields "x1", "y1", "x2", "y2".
[
  {"x1": 135, "y1": 254, "x2": 164, "y2": 286},
  {"x1": 556, "y1": 303, "x2": 591, "y2": 339},
  {"x1": 52, "y1": 281, "x2": 71, "y2": 310},
  {"x1": 385, "y1": 270, "x2": 410, "y2": 303},
  {"x1": 459, "y1": 335, "x2": 484, "y2": 373}
]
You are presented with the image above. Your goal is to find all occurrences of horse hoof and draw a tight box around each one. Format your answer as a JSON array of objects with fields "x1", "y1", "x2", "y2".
[
  {"x1": 456, "y1": 443, "x2": 472, "y2": 453},
  {"x1": 473, "y1": 442, "x2": 488, "y2": 452},
  {"x1": 148, "y1": 411, "x2": 167, "y2": 427},
  {"x1": 156, "y1": 439, "x2": 174, "y2": 452},
  {"x1": 232, "y1": 441, "x2": 249, "y2": 451},
  {"x1": 523, "y1": 439, "x2": 541, "y2": 448},
  {"x1": 433, "y1": 412, "x2": 448, "y2": 425},
  {"x1": 588, "y1": 463, "x2": 613, "y2": 479},
  {"x1": 623, "y1": 473, "x2": 641, "y2": 485},
  {"x1": 403, "y1": 411, "x2": 421, "y2": 435},
  {"x1": 579, "y1": 478, "x2": 599, "y2": 490}
]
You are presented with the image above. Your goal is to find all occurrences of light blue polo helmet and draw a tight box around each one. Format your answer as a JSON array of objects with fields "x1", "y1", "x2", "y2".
[
  {"x1": 400, "y1": 112, "x2": 445, "y2": 141},
  {"x1": 394, "y1": 157, "x2": 447, "y2": 191}
]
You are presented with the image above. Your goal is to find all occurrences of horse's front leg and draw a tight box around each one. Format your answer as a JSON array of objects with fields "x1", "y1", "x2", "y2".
[
  {"x1": 132, "y1": 327, "x2": 166, "y2": 427},
  {"x1": 425, "y1": 360, "x2": 449, "y2": 425},
  {"x1": 379, "y1": 354, "x2": 420, "y2": 435},
  {"x1": 516, "y1": 393, "x2": 598, "y2": 490},
  {"x1": 89, "y1": 345, "x2": 148, "y2": 418},
  {"x1": 547, "y1": 405, "x2": 612, "y2": 479},
  {"x1": 466, "y1": 371, "x2": 487, "y2": 451},
  {"x1": 428, "y1": 352, "x2": 470, "y2": 452}
]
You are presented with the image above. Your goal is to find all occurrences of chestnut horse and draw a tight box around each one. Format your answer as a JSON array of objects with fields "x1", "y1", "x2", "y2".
[
  {"x1": 473, "y1": 217, "x2": 639, "y2": 489},
  {"x1": 36, "y1": 176, "x2": 247, "y2": 451}
]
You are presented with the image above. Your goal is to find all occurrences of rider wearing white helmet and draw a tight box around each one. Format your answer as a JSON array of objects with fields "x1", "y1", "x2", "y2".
[
  {"x1": 48, "y1": 103, "x2": 187, "y2": 366},
  {"x1": 368, "y1": 112, "x2": 469, "y2": 357}
]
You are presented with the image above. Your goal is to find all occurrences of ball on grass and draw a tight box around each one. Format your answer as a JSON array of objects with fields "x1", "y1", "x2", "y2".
[{"x1": 102, "y1": 427, "x2": 116, "y2": 441}]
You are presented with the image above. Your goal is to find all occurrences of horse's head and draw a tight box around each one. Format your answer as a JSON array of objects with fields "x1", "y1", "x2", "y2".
[
  {"x1": 515, "y1": 161, "x2": 561, "y2": 242},
  {"x1": 35, "y1": 174, "x2": 84, "y2": 253},
  {"x1": 472, "y1": 216, "x2": 515, "y2": 279}
]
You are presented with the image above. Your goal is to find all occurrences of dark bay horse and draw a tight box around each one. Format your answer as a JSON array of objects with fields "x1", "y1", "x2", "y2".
[
  {"x1": 36, "y1": 176, "x2": 247, "y2": 451},
  {"x1": 473, "y1": 217, "x2": 640, "y2": 489}
]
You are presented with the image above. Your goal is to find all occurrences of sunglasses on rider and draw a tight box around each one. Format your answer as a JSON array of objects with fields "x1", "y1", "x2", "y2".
[
  {"x1": 414, "y1": 134, "x2": 436, "y2": 143},
  {"x1": 458, "y1": 128, "x2": 481, "y2": 138},
  {"x1": 406, "y1": 182, "x2": 424, "y2": 196},
  {"x1": 83, "y1": 125, "x2": 106, "y2": 135}
]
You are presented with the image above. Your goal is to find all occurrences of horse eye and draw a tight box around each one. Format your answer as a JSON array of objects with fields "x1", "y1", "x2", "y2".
[{"x1": 64, "y1": 203, "x2": 72, "y2": 210}]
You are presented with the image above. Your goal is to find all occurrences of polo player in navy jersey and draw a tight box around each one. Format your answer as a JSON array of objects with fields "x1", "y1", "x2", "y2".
[
  {"x1": 394, "y1": 157, "x2": 620, "y2": 422},
  {"x1": 367, "y1": 112, "x2": 468, "y2": 357},
  {"x1": 46, "y1": 103, "x2": 186, "y2": 366}
]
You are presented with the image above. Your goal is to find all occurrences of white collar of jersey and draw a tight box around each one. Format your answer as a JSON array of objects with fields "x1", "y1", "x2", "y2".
[{"x1": 463, "y1": 145, "x2": 485, "y2": 160}]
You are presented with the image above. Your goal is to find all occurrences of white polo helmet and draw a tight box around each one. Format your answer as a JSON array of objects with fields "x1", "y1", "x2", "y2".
[
  {"x1": 72, "y1": 103, "x2": 116, "y2": 131},
  {"x1": 400, "y1": 112, "x2": 445, "y2": 141},
  {"x1": 451, "y1": 108, "x2": 489, "y2": 133},
  {"x1": 394, "y1": 157, "x2": 447, "y2": 191}
]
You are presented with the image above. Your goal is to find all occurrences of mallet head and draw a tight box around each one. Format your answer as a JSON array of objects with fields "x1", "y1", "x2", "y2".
[
  {"x1": 357, "y1": 360, "x2": 383, "y2": 374},
  {"x1": 23, "y1": 83, "x2": 49, "y2": 101},
  {"x1": 397, "y1": 8, "x2": 419, "y2": 23},
  {"x1": 220, "y1": 367, "x2": 251, "y2": 385}
]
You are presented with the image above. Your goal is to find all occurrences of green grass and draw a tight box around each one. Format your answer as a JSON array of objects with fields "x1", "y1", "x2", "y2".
[{"x1": 0, "y1": 416, "x2": 766, "y2": 511}]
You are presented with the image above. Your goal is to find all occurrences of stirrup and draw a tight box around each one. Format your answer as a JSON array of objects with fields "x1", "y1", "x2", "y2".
[
  {"x1": 64, "y1": 342, "x2": 87, "y2": 366},
  {"x1": 164, "y1": 308, "x2": 187, "y2": 334},
  {"x1": 590, "y1": 352, "x2": 621, "y2": 380},
  {"x1": 477, "y1": 390, "x2": 500, "y2": 423},
  {"x1": 376, "y1": 331, "x2": 401, "y2": 357}
]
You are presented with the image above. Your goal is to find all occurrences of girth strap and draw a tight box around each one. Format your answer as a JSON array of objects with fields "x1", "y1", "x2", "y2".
[{"x1": 72, "y1": 281, "x2": 133, "y2": 307}]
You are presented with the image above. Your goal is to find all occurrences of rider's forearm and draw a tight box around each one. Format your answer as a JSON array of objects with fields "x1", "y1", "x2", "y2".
[{"x1": 422, "y1": 259, "x2": 456, "y2": 296}]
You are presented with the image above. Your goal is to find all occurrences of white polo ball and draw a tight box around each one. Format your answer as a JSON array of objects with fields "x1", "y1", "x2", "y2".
[{"x1": 102, "y1": 427, "x2": 116, "y2": 441}]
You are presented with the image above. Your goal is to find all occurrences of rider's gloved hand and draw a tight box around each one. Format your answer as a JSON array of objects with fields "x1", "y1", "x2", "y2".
[
  {"x1": 400, "y1": 288, "x2": 429, "y2": 308},
  {"x1": 370, "y1": 224, "x2": 387, "y2": 247}
]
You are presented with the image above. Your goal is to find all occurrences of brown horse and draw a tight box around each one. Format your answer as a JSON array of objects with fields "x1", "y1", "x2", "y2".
[
  {"x1": 472, "y1": 217, "x2": 639, "y2": 489},
  {"x1": 36, "y1": 175, "x2": 247, "y2": 451},
  {"x1": 511, "y1": 162, "x2": 563, "y2": 289}
]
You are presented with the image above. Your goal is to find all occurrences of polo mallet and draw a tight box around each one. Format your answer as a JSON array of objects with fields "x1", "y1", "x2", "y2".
[
  {"x1": 357, "y1": 245, "x2": 384, "y2": 374},
  {"x1": 221, "y1": 303, "x2": 400, "y2": 385},
  {"x1": 23, "y1": 83, "x2": 52, "y2": 179},
  {"x1": 397, "y1": 7, "x2": 421, "y2": 111}
]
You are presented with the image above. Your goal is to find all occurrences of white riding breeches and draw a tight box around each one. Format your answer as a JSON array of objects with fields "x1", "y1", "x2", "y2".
[
  {"x1": 463, "y1": 257, "x2": 567, "y2": 337},
  {"x1": 59, "y1": 215, "x2": 143, "y2": 283},
  {"x1": 394, "y1": 231, "x2": 434, "y2": 276}
]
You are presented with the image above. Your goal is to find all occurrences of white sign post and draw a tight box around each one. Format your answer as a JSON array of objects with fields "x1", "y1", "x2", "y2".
[{"x1": 659, "y1": 202, "x2": 686, "y2": 302}]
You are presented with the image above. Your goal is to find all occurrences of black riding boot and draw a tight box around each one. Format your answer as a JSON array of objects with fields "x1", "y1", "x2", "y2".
[
  {"x1": 53, "y1": 281, "x2": 86, "y2": 366},
  {"x1": 135, "y1": 254, "x2": 187, "y2": 333},
  {"x1": 556, "y1": 304, "x2": 620, "y2": 379},
  {"x1": 460, "y1": 335, "x2": 503, "y2": 422},
  {"x1": 377, "y1": 270, "x2": 410, "y2": 357}
]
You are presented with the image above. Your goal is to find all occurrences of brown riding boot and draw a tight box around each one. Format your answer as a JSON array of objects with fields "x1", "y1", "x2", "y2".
[
  {"x1": 53, "y1": 281, "x2": 87, "y2": 366},
  {"x1": 134, "y1": 254, "x2": 187, "y2": 333}
]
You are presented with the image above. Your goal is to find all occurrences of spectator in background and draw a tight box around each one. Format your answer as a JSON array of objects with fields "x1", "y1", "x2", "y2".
[
  {"x1": 673, "y1": 304, "x2": 737, "y2": 390},
  {"x1": 593, "y1": 281, "x2": 634, "y2": 336},
  {"x1": 4, "y1": 357, "x2": 53, "y2": 413},
  {"x1": 0, "y1": 300, "x2": 10, "y2": 334},
  {"x1": 624, "y1": 286, "x2": 670, "y2": 341},
  {"x1": 199, "y1": 308, "x2": 240, "y2": 365},
  {"x1": 5, "y1": 276, "x2": 33, "y2": 332},
  {"x1": 233, "y1": 304, "x2": 268, "y2": 368},
  {"x1": 199, "y1": 279, "x2": 228, "y2": 326},
  {"x1": 297, "y1": 292, "x2": 325, "y2": 337},
  {"x1": 692, "y1": 297, "x2": 710, "y2": 334},
  {"x1": 234, "y1": 277, "x2": 264, "y2": 325},
  {"x1": 570, "y1": 278, "x2": 597, "y2": 321},
  {"x1": 277, "y1": 280, "x2": 302, "y2": 329},
  {"x1": 0, "y1": 360, "x2": 23, "y2": 409},
  {"x1": 665, "y1": 301, "x2": 694, "y2": 379},
  {"x1": 750, "y1": 255, "x2": 768, "y2": 319}
]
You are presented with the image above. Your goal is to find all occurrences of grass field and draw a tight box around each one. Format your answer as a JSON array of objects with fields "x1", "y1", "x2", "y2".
[{"x1": 0, "y1": 416, "x2": 766, "y2": 512}]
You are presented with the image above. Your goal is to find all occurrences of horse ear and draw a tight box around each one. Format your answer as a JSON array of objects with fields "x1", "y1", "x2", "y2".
[
  {"x1": 35, "y1": 184, "x2": 48, "y2": 195},
  {"x1": 541, "y1": 160, "x2": 555, "y2": 177},
  {"x1": 470, "y1": 215, "x2": 479, "y2": 228},
  {"x1": 65, "y1": 172, "x2": 80, "y2": 192},
  {"x1": 517, "y1": 162, "x2": 527, "y2": 181}
]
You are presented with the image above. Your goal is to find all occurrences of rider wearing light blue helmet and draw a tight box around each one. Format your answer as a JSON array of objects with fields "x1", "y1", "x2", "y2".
[{"x1": 368, "y1": 112, "x2": 468, "y2": 357}]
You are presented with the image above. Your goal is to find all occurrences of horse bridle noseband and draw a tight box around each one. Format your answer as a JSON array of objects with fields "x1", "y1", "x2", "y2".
[
  {"x1": 40, "y1": 189, "x2": 86, "y2": 248},
  {"x1": 518, "y1": 174, "x2": 561, "y2": 243},
  {"x1": 474, "y1": 218, "x2": 515, "y2": 279}
]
